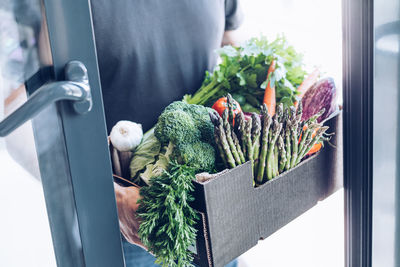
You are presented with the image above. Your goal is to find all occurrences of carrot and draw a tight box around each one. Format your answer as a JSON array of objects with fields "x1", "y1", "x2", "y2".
[
  {"x1": 306, "y1": 143, "x2": 322, "y2": 156},
  {"x1": 263, "y1": 60, "x2": 276, "y2": 116},
  {"x1": 294, "y1": 68, "x2": 320, "y2": 107}
]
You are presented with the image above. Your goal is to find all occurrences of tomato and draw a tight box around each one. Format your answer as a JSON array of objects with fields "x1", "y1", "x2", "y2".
[{"x1": 212, "y1": 97, "x2": 242, "y2": 119}]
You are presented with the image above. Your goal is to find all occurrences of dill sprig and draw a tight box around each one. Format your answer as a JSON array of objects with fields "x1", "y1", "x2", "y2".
[{"x1": 137, "y1": 162, "x2": 199, "y2": 267}]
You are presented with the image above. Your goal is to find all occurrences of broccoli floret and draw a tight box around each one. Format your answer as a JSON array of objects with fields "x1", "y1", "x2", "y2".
[
  {"x1": 173, "y1": 141, "x2": 215, "y2": 173},
  {"x1": 155, "y1": 101, "x2": 214, "y2": 145},
  {"x1": 163, "y1": 101, "x2": 188, "y2": 113},
  {"x1": 154, "y1": 110, "x2": 199, "y2": 145},
  {"x1": 190, "y1": 106, "x2": 215, "y2": 144},
  {"x1": 148, "y1": 101, "x2": 216, "y2": 175}
]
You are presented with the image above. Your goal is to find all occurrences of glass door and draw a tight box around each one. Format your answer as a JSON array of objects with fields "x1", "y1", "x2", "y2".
[
  {"x1": 0, "y1": 0, "x2": 124, "y2": 266},
  {"x1": 236, "y1": 1, "x2": 344, "y2": 266},
  {"x1": 343, "y1": 0, "x2": 400, "y2": 266}
]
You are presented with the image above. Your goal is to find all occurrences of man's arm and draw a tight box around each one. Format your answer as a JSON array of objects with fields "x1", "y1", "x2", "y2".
[{"x1": 221, "y1": 30, "x2": 243, "y2": 47}]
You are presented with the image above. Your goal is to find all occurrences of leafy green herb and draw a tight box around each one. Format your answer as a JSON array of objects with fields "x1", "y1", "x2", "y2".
[
  {"x1": 137, "y1": 162, "x2": 199, "y2": 267},
  {"x1": 184, "y1": 35, "x2": 307, "y2": 110}
]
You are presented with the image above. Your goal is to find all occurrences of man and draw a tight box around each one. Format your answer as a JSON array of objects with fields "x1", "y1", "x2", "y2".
[{"x1": 91, "y1": 1, "x2": 243, "y2": 266}]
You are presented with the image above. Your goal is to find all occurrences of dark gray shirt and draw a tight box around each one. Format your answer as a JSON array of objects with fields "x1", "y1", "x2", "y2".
[{"x1": 91, "y1": 0, "x2": 243, "y2": 132}]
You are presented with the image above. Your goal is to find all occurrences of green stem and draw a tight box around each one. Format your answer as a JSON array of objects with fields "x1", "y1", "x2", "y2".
[
  {"x1": 256, "y1": 108, "x2": 272, "y2": 185},
  {"x1": 186, "y1": 80, "x2": 222, "y2": 105},
  {"x1": 284, "y1": 127, "x2": 291, "y2": 171},
  {"x1": 290, "y1": 126, "x2": 299, "y2": 169},
  {"x1": 278, "y1": 139, "x2": 287, "y2": 173},
  {"x1": 273, "y1": 145, "x2": 279, "y2": 178},
  {"x1": 214, "y1": 130, "x2": 228, "y2": 168}
]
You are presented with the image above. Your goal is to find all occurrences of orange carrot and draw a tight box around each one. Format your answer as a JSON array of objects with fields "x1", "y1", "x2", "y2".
[
  {"x1": 263, "y1": 60, "x2": 276, "y2": 116},
  {"x1": 306, "y1": 143, "x2": 322, "y2": 156}
]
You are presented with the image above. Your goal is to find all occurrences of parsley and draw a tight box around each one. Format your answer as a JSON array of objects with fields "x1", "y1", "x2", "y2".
[
  {"x1": 184, "y1": 35, "x2": 307, "y2": 110},
  {"x1": 137, "y1": 162, "x2": 199, "y2": 267}
]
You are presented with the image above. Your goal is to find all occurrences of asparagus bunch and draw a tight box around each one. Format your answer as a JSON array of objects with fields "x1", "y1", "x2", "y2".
[{"x1": 209, "y1": 94, "x2": 331, "y2": 186}]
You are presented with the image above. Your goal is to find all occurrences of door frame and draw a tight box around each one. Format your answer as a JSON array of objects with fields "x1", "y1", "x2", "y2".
[
  {"x1": 342, "y1": 0, "x2": 373, "y2": 266},
  {"x1": 39, "y1": 0, "x2": 125, "y2": 266}
]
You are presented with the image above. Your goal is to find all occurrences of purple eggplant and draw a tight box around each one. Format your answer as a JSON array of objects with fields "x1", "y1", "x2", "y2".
[{"x1": 301, "y1": 78, "x2": 337, "y2": 122}]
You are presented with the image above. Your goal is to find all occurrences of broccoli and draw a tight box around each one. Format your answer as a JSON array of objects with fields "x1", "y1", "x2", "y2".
[
  {"x1": 155, "y1": 101, "x2": 214, "y2": 146},
  {"x1": 154, "y1": 110, "x2": 199, "y2": 144},
  {"x1": 131, "y1": 101, "x2": 216, "y2": 183},
  {"x1": 173, "y1": 141, "x2": 215, "y2": 173}
]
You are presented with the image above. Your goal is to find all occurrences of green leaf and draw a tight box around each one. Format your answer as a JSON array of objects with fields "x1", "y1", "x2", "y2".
[
  {"x1": 260, "y1": 80, "x2": 268, "y2": 89},
  {"x1": 187, "y1": 35, "x2": 308, "y2": 109},
  {"x1": 247, "y1": 73, "x2": 258, "y2": 88},
  {"x1": 236, "y1": 72, "x2": 246, "y2": 86}
]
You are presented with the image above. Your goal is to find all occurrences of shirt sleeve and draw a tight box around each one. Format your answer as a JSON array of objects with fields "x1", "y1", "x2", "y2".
[{"x1": 224, "y1": 0, "x2": 244, "y2": 31}]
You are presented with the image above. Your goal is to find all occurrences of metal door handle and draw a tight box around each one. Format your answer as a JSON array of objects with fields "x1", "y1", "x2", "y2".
[{"x1": 0, "y1": 61, "x2": 92, "y2": 137}]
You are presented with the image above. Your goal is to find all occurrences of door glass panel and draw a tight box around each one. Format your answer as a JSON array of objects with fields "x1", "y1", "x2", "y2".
[
  {"x1": 373, "y1": 0, "x2": 400, "y2": 266},
  {"x1": 1, "y1": 0, "x2": 55, "y2": 266},
  {"x1": 237, "y1": 1, "x2": 344, "y2": 266}
]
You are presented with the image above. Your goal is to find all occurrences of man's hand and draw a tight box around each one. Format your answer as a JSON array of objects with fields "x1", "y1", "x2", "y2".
[{"x1": 114, "y1": 183, "x2": 146, "y2": 249}]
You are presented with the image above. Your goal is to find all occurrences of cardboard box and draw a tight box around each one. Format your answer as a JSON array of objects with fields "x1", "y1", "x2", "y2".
[{"x1": 191, "y1": 113, "x2": 343, "y2": 267}]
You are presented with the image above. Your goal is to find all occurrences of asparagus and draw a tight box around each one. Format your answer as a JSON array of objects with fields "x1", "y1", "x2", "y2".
[
  {"x1": 273, "y1": 145, "x2": 279, "y2": 177},
  {"x1": 289, "y1": 116, "x2": 300, "y2": 169},
  {"x1": 244, "y1": 116, "x2": 253, "y2": 162},
  {"x1": 298, "y1": 131, "x2": 314, "y2": 160},
  {"x1": 276, "y1": 103, "x2": 284, "y2": 123},
  {"x1": 222, "y1": 109, "x2": 242, "y2": 165},
  {"x1": 278, "y1": 135, "x2": 287, "y2": 173},
  {"x1": 232, "y1": 131, "x2": 245, "y2": 163},
  {"x1": 214, "y1": 128, "x2": 228, "y2": 168},
  {"x1": 284, "y1": 119, "x2": 292, "y2": 171},
  {"x1": 209, "y1": 111, "x2": 236, "y2": 168},
  {"x1": 226, "y1": 93, "x2": 236, "y2": 128},
  {"x1": 251, "y1": 113, "x2": 262, "y2": 173},
  {"x1": 212, "y1": 96, "x2": 331, "y2": 183},
  {"x1": 256, "y1": 104, "x2": 272, "y2": 185},
  {"x1": 296, "y1": 102, "x2": 304, "y2": 133},
  {"x1": 289, "y1": 106, "x2": 297, "y2": 120},
  {"x1": 297, "y1": 123, "x2": 320, "y2": 157},
  {"x1": 266, "y1": 119, "x2": 282, "y2": 180},
  {"x1": 236, "y1": 112, "x2": 247, "y2": 157},
  {"x1": 304, "y1": 108, "x2": 326, "y2": 125},
  {"x1": 215, "y1": 127, "x2": 236, "y2": 168},
  {"x1": 295, "y1": 126, "x2": 329, "y2": 165},
  {"x1": 209, "y1": 109, "x2": 221, "y2": 126},
  {"x1": 296, "y1": 101, "x2": 303, "y2": 117},
  {"x1": 282, "y1": 106, "x2": 290, "y2": 129}
]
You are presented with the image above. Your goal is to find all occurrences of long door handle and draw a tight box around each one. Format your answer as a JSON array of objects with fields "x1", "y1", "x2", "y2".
[{"x1": 0, "y1": 61, "x2": 92, "y2": 137}]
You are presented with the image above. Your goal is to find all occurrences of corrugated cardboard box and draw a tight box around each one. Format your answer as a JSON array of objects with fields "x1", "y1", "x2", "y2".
[{"x1": 192, "y1": 113, "x2": 343, "y2": 267}]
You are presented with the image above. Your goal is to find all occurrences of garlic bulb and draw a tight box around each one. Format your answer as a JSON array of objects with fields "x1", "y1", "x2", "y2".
[{"x1": 110, "y1": 120, "x2": 143, "y2": 152}]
